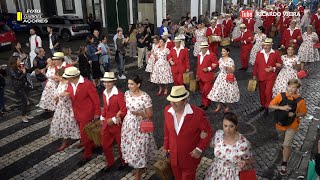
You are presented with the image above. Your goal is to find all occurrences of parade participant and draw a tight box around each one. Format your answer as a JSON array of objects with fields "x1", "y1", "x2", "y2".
[
  {"x1": 87, "y1": 35, "x2": 103, "y2": 86},
  {"x1": 121, "y1": 75, "x2": 156, "y2": 180},
  {"x1": 52, "y1": 52, "x2": 72, "y2": 73},
  {"x1": 145, "y1": 36, "x2": 160, "y2": 78},
  {"x1": 273, "y1": 45, "x2": 300, "y2": 97},
  {"x1": 300, "y1": 7, "x2": 311, "y2": 31},
  {"x1": 277, "y1": 12, "x2": 291, "y2": 35},
  {"x1": 78, "y1": 46, "x2": 91, "y2": 79},
  {"x1": 206, "y1": 19, "x2": 222, "y2": 57},
  {"x1": 162, "y1": 32, "x2": 174, "y2": 50},
  {"x1": 47, "y1": 26, "x2": 60, "y2": 54},
  {"x1": 280, "y1": 20, "x2": 302, "y2": 49},
  {"x1": 269, "y1": 79, "x2": 307, "y2": 175},
  {"x1": 222, "y1": 14, "x2": 233, "y2": 38},
  {"x1": 61, "y1": 66, "x2": 100, "y2": 165},
  {"x1": 196, "y1": 41, "x2": 219, "y2": 110},
  {"x1": 205, "y1": 112, "x2": 252, "y2": 179},
  {"x1": 253, "y1": 38, "x2": 282, "y2": 116},
  {"x1": 100, "y1": 72, "x2": 128, "y2": 172},
  {"x1": 50, "y1": 68, "x2": 79, "y2": 151},
  {"x1": 232, "y1": 24, "x2": 254, "y2": 71},
  {"x1": 150, "y1": 38, "x2": 173, "y2": 96},
  {"x1": 168, "y1": 37, "x2": 190, "y2": 86},
  {"x1": 193, "y1": 22, "x2": 207, "y2": 57},
  {"x1": 262, "y1": 8, "x2": 276, "y2": 36},
  {"x1": 298, "y1": 25, "x2": 319, "y2": 70},
  {"x1": 38, "y1": 58, "x2": 58, "y2": 111},
  {"x1": 27, "y1": 27, "x2": 42, "y2": 67},
  {"x1": 163, "y1": 85, "x2": 212, "y2": 180},
  {"x1": 207, "y1": 47, "x2": 240, "y2": 113},
  {"x1": 243, "y1": 16, "x2": 255, "y2": 32},
  {"x1": 310, "y1": 8, "x2": 320, "y2": 37},
  {"x1": 249, "y1": 26, "x2": 267, "y2": 65},
  {"x1": 254, "y1": 9, "x2": 263, "y2": 33}
]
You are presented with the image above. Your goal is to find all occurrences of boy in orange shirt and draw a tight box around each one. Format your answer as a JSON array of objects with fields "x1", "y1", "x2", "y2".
[{"x1": 269, "y1": 79, "x2": 307, "y2": 176}]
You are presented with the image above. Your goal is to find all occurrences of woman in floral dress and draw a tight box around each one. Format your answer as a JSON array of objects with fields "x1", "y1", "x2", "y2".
[
  {"x1": 273, "y1": 45, "x2": 300, "y2": 97},
  {"x1": 121, "y1": 75, "x2": 156, "y2": 180},
  {"x1": 150, "y1": 39, "x2": 173, "y2": 96},
  {"x1": 50, "y1": 68, "x2": 80, "y2": 151},
  {"x1": 254, "y1": 9, "x2": 263, "y2": 33},
  {"x1": 39, "y1": 58, "x2": 58, "y2": 111},
  {"x1": 207, "y1": 47, "x2": 240, "y2": 113},
  {"x1": 193, "y1": 22, "x2": 207, "y2": 57},
  {"x1": 231, "y1": 16, "x2": 243, "y2": 39},
  {"x1": 249, "y1": 26, "x2": 267, "y2": 65},
  {"x1": 205, "y1": 112, "x2": 253, "y2": 180},
  {"x1": 145, "y1": 36, "x2": 160, "y2": 75},
  {"x1": 297, "y1": 25, "x2": 319, "y2": 70}
]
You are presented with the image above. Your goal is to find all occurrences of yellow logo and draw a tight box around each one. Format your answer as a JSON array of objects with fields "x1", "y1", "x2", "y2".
[{"x1": 17, "y1": 12, "x2": 23, "y2": 21}]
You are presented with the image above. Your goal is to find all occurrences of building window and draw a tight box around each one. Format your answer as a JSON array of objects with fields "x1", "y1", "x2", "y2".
[{"x1": 62, "y1": 0, "x2": 75, "y2": 14}]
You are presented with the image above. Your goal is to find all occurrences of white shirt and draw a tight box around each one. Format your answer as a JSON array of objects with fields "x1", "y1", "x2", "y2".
[
  {"x1": 57, "y1": 62, "x2": 67, "y2": 69},
  {"x1": 261, "y1": 49, "x2": 275, "y2": 64},
  {"x1": 173, "y1": 46, "x2": 184, "y2": 57},
  {"x1": 113, "y1": 34, "x2": 118, "y2": 49},
  {"x1": 199, "y1": 50, "x2": 210, "y2": 65},
  {"x1": 71, "y1": 75, "x2": 84, "y2": 96},
  {"x1": 163, "y1": 26, "x2": 168, "y2": 33},
  {"x1": 49, "y1": 33, "x2": 53, "y2": 49},
  {"x1": 100, "y1": 86, "x2": 119, "y2": 123},
  {"x1": 29, "y1": 34, "x2": 42, "y2": 54},
  {"x1": 288, "y1": 27, "x2": 298, "y2": 36}
]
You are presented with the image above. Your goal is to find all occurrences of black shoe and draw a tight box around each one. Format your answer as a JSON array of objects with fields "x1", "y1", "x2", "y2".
[
  {"x1": 199, "y1": 105, "x2": 204, "y2": 108},
  {"x1": 118, "y1": 164, "x2": 128, "y2": 171},
  {"x1": 259, "y1": 107, "x2": 266, "y2": 112},
  {"x1": 263, "y1": 108, "x2": 269, "y2": 116},
  {"x1": 103, "y1": 166, "x2": 114, "y2": 173},
  {"x1": 78, "y1": 158, "x2": 91, "y2": 166}
]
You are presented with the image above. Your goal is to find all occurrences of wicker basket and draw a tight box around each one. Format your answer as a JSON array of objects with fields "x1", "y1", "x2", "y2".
[
  {"x1": 220, "y1": 37, "x2": 231, "y2": 46},
  {"x1": 208, "y1": 35, "x2": 222, "y2": 43},
  {"x1": 84, "y1": 120, "x2": 102, "y2": 146},
  {"x1": 183, "y1": 71, "x2": 194, "y2": 84},
  {"x1": 189, "y1": 79, "x2": 198, "y2": 92},
  {"x1": 247, "y1": 79, "x2": 257, "y2": 92},
  {"x1": 153, "y1": 159, "x2": 173, "y2": 180}
]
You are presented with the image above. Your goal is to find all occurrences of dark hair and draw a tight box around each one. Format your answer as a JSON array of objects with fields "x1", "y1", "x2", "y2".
[
  {"x1": 159, "y1": 38, "x2": 166, "y2": 43},
  {"x1": 79, "y1": 45, "x2": 86, "y2": 54},
  {"x1": 100, "y1": 35, "x2": 108, "y2": 41},
  {"x1": 288, "y1": 78, "x2": 301, "y2": 88},
  {"x1": 223, "y1": 112, "x2": 238, "y2": 126},
  {"x1": 93, "y1": 29, "x2": 99, "y2": 32},
  {"x1": 8, "y1": 56, "x2": 19, "y2": 70},
  {"x1": 86, "y1": 35, "x2": 94, "y2": 45},
  {"x1": 162, "y1": 19, "x2": 167, "y2": 24},
  {"x1": 153, "y1": 35, "x2": 160, "y2": 41},
  {"x1": 56, "y1": 68, "x2": 65, "y2": 76},
  {"x1": 287, "y1": 44, "x2": 295, "y2": 50},
  {"x1": 47, "y1": 26, "x2": 53, "y2": 30},
  {"x1": 258, "y1": 26, "x2": 265, "y2": 33},
  {"x1": 129, "y1": 24, "x2": 137, "y2": 34},
  {"x1": 222, "y1": 46, "x2": 231, "y2": 52},
  {"x1": 129, "y1": 75, "x2": 143, "y2": 86}
]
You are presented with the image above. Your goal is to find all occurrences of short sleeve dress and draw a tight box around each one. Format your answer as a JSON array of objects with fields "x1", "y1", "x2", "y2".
[
  {"x1": 39, "y1": 66, "x2": 58, "y2": 111},
  {"x1": 121, "y1": 91, "x2": 157, "y2": 168},
  {"x1": 150, "y1": 48, "x2": 174, "y2": 84}
]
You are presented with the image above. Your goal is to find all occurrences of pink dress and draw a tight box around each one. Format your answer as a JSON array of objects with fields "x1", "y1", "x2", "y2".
[
  {"x1": 193, "y1": 27, "x2": 207, "y2": 56},
  {"x1": 205, "y1": 130, "x2": 252, "y2": 180},
  {"x1": 150, "y1": 48, "x2": 173, "y2": 84},
  {"x1": 121, "y1": 91, "x2": 157, "y2": 168},
  {"x1": 39, "y1": 67, "x2": 58, "y2": 111}
]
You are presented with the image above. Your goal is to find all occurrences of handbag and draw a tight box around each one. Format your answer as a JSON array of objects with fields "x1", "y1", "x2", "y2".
[
  {"x1": 239, "y1": 169, "x2": 257, "y2": 180},
  {"x1": 313, "y1": 43, "x2": 320, "y2": 49},
  {"x1": 297, "y1": 70, "x2": 307, "y2": 79},
  {"x1": 226, "y1": 74, "x2": 235, "y2": 82},
  {"x1": 140, "y1": 119, "x2": 154, "y2": 133},
  {"x1": 247, "y1": 79, "x2": 257, "y2": 92}
]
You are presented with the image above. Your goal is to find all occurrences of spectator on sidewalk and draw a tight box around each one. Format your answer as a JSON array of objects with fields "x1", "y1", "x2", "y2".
[
  {"x1": 62, "y1": 47, "x2": 74, "y2": 65},
  {"x1": 269, "y1": 79, "x2": 307, "y2": 176},
  {"x1": 78, "y1": 46, "x2": 91, "y2": 80},
  {"x1": 316, "y1": 139, "x2": 320, "y2": 176},
  {"x1": 159, "y1": 19, "x2": 171, "y2": 37},
  {"x1": 128, "y1": 25, "x2": 138, "y2": 58},
  {"x1": 32, "y1": 47, "x2": 48, "y2": 88},
  {"x1": 86, "y1": 35, "x2": 103, "y2": 87},
  {"x1": 116, "y1": 31, "x2": 129, "y2": 79},
  {"x1": 27, "y1": 27, "x2": 42, "y2": 67},
  {"x1": 97, "y1": 35, "x2": 111, "y2": 73},
  {"x1": 93, "y1": 29, "x2": 101, "y2": 46},
  {"x1": 0, "y1": 64, "x2": 9, "y2": 114},
  {"x1": 47, "y1": 26, "x2": 60, "y2": 55},
  {"x1": 136, "y1": 26, "x2": 147, "y2": 70}
]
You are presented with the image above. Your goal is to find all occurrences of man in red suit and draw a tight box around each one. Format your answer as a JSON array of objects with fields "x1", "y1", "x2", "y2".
[
  {"x1": 62, "y1": 67, "x2": 101, "y2": 165},
  {"x1": 253, "y1": 38, "x2": 282, "y2": 116},
  {"x1": 222, "y1": 14, "x2": 233, "y2": 38},
  {"x1": 168, "y1": 37, "x2": 190, "y2": 85},
  {"x1": 163, "y1": 85, "x2": 212, "y2": 180},
  {"x1": 100, "y1": 72, "x2": 127, "y2": 172},
  {"x1": 196, "y1": 41, "x2": 219, "y2": 110},
  {"x1": 162, "y1": 32, "x2": 174, "y2": 50},
  {"x1": 243, "y1": 17, "x2": 255, "y2": 32},
  {"x1": 277, "y1": 15, "x2": 291, "y2": 36},
  {"x1": 206, "y1": 19, "x2": 222, "y2": 57},
  {"x1": 262, "y1": 9, "x2": 276, "y2": 36},
  {"x1": 311, "y1": 8, "x2": 320, "y2": 37},
  {"x1": 280, "y1": 20, "x2": 302, "y2": 49},
  {"x1": 232, "y1": 23, "x2": 253, "y2": 71}
]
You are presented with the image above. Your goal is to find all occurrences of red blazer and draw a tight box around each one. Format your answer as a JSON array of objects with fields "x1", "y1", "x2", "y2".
[
  {"x1": 311, "y1": 14, "x2": 320, "y2": 31},
  {"x1": 243, "y1": 18, "x2": 255, "y2": 32},
  {"x1": 163, "y1": 105, "x2": 212, "y2": 169},
  {"x1": 168, "y1": 47, "x2": 190, "y2": 73},
  {"x1": 253, "y1": 50, "x2": 282, "y2": 81},
  {"x1": 298, "y1": 6, "x2": 304, "y2": 17},
  {"x1": 262, "y1": 13, "x2": 275, "y2": 27},
  {"x1": 196, "y1": 51, "x2": 219, "y2": 82},
  {"x1": 280, "y1": 28, "x2": 302, "y2": 49},
  {"x1": 206, "y1": 26, "x2": 222, "y2": 44},
  {"x1": 233, "y1": 29, "x2": 254, "y2": 47},
  {"x1": 66, "y1": 78, "x2": 101, "y2": 123},
  {"x1": 277, "y1": 17, "x2": 291, "y2": 33},
  {"x1": 165, "y1": 40, "x2": 174, "y2": 50},
  {"x1": 223, "y1": 18, "x2": 233, "y2": 34}
]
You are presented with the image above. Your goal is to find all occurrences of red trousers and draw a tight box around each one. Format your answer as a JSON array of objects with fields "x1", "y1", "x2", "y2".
[
  {"x1": 101, "y1": 123, "x2": 125, "y2": 167},
  {"x1": 224, "y1": 29, "x2": 231, "y2": 38},
  {"x1": 208, "y1": 43, "x2": 218, "y2": 58},
  {"x1": 198, "y1": 80, "x2": 213, "y2": 107},
  {"x1": 258, "y1": 80, "x2": 275, "y2": 108},
  {"x1": 172, "y1": 72, "x2": 184, "y2": 86},
  {"x1": 240, "y1": 44, "x2": 253, "y2": 69},
  {"x1": 171, "y1": 166, "x2": 196, "y2": 180},
  {"x1": 78, "y1": 121, "x2": 94, "y2": 159}
]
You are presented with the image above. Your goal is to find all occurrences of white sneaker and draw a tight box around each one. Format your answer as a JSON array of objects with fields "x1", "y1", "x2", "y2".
[
  {"x1": 118, "y1": 75, "x2": 126, "y2": 79},
  {"x1": 25, "y1": 115, "x2": 33, "y2": 120},
  {"x1": 22, "y1": 117, "x2": 29, "y2": 123}
]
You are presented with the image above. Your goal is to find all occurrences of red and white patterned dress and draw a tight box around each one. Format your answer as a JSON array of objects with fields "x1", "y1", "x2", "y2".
[
  {"x1": 150, "y1": 48, "x2": 173, "y2": 84},
  {"x1": 39, "y1": 66, "x2": 58, "y2": 111},
  {"x1": 272, "y1": 55, "x2": 300, "y2": 97},
  {"x1": 205, "y1": 130, "x2": 252, "y2": 180},
  {"x1": 249, "y1": 33, "x2": 266, "y2": 65},
  {"x1": 207, "y1": 57, "x2": 240, "y2": 103},
  {"x1": 297, "y1": 32, "x2": 320, "y2": 62},
  {"x1": 193, "y1": 27, "x2": 207, "y2": 56},
  {"x1": 49, "y1": 82, "x2": 80, "y2": 139},
  {"x1": 121, "y1": 91, "x2": 157, "y2": 168},
  {"x1": 232, "y1": 18, "x2": 243, "y2": 39},
  {"x1": 145, "y1": 43, "x2": 160, "y2": 73}
]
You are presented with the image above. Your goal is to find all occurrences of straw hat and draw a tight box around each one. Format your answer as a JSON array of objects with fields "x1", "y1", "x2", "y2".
[
  {"x1": 173, "y1": 37, "x2": 181, "y2": 42},
  {"x1": 200, "y1": 41, "x2": 209, "y2": 48},
  {"x1": 167, "y1": 86, "x2": 190, "y2": 102},
  {"x1": 210, "y1": 19, "x2": 217, "y2": 24},
  {"x1": 62, "y1": 66, "x2": 80, "y2": 78},
  {"x1": 161, "y1": 32, "x2": 169, "y2": 37},
  {"x1": 52, "y1": 52, "x2": 65, "y2": 60},
  {"x1": 239, "y1": 23, "x2": 246, "y2": 28},
  {"x1": 263, "y1": 38, "x2": 273, "y2": 45},
  {"x1": 101, "y1": 72, "x2": 117, "y2": 82}
]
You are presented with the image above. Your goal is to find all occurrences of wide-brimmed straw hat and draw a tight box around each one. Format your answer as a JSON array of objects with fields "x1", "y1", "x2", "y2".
[
  {"x1": 101, "y1": 72, "x2": 117, "y2": 82},
  {"x1": 161, "y1": 32, "x2": 169, "y2": 37},
  {"x1": 200, "y1": 41, "x2": 209, "y2": 48},
  {"x1": 263, "y1": 38, "x2": 273, "y2": 45},
  {"x1": 239, "y1": 23, "x2": 246, "y2": 28},
  {"x1": 52, "y1": 52, "x2": 65, "y2": 60},
  {"x1": 62, "y1": 66, "x2": 80, "y2": 78},
  {"x1": 173, "y1": 37, "x2": 181, "y2": 42},
  {"x1": 167, "y1": 86, "x2": 190, "y2": 102}
]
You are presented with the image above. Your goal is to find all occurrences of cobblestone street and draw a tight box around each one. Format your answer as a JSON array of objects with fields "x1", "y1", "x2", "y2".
[{"x1": 0, "y1": 32, "x2": 319, "y2": 180}]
